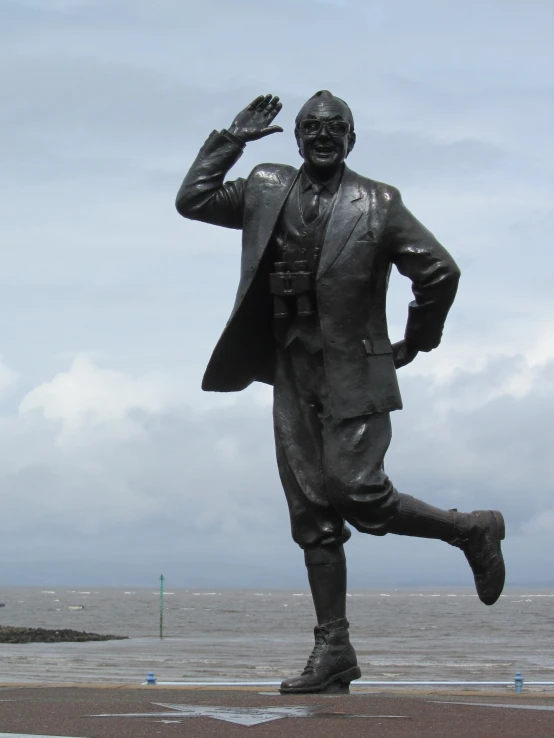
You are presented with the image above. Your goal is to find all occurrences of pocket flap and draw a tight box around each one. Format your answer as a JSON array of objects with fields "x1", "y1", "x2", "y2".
[{"x1": 363, "y1": 337, "x2": 393, "y2": 355}]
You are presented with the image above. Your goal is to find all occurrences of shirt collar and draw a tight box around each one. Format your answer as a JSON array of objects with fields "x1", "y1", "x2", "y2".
[{"x1": 300, "y1": 165, "x2": 344, "y2": 196}]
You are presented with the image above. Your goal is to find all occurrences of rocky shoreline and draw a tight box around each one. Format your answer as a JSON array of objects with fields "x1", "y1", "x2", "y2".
[{"x1": 0, "y1": 626, "x2": 128, "y2": 644}]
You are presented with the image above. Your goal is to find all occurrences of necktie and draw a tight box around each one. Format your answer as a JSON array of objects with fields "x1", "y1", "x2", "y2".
[{"x1": 304, "y1": 183, "x2": 324, "y2": 224}]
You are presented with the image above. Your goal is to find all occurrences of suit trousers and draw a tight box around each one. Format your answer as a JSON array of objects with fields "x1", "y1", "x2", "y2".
[{"x1": 273, "y1": 341, "x2": 401, "y2": 558}]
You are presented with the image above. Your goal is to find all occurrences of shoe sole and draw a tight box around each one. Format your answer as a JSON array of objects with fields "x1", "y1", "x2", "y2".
[
  {"x1": 491, "y1": 510, "x2": 505, "y2": 540},
  {"x1": 279, "y1": 665, "x2": 362, "y2": 694},
  {"x1": 479, "y1": 510, "x2": 506, "y2": 606}
]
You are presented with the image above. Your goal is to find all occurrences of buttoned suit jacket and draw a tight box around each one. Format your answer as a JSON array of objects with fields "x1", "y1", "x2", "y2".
[{"x1": 176, "y1": 130, "x2": 461, "y2": 420}]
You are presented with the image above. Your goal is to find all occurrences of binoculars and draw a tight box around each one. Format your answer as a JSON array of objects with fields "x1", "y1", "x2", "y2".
[{"x1": 270, "y1": 260, "x2": 315, "y2": 322}]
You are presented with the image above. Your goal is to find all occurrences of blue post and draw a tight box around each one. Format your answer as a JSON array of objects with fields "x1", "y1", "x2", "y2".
[
  {"x1": 514, "y1": 671, "x2": 523, "y2": 694},
  {"x1": 147, "y1": 671, "x2": 157, "y2": 685}
]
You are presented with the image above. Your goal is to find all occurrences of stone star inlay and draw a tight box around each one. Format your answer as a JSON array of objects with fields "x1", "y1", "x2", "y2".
[{"x1": 92, "y1": 702, "x2": 320, "y2": 726}]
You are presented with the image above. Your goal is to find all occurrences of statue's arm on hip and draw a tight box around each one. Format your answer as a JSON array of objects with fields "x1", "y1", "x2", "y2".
[
  {"x1": 385, "y1": 189, "x2": 461, "y2": 363},
  {"x1": 175, "y1": 94, "x2": 283, "y2": 230}
]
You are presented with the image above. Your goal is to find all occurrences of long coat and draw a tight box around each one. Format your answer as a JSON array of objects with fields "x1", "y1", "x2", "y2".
[{"x1": 176, "y1": 130, "x2": 460, "y2": 420}]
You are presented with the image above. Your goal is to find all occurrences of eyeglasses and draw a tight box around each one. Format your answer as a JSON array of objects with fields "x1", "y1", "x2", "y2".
[{"x1": 298, "y1": 119, "x2": 351, "y2": 137}]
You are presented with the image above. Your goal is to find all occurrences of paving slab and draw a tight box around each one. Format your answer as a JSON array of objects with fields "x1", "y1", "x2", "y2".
[{"x1": 2, "y1": 686, "x2": 554, "y2": 737}]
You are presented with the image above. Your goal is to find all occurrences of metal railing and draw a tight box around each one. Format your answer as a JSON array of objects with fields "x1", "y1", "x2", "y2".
[{"x1": 143, "y1": 671, "x2": 540, "y2": 693}]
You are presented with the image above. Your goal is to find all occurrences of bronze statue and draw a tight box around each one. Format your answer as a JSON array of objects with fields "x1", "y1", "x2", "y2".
[{"x1": 176, "y1": 92, "x2": 506, "y2": 694}]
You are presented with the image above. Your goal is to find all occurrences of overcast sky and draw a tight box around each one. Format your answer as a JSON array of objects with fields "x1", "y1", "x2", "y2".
[{"x1": 0, "y1": 0, "x2": 553, "y2": 588}]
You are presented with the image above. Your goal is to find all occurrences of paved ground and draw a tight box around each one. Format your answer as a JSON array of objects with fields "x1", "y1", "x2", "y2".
[{"x1": 2, "y1": 685, "x2": 554, "y2": 737}]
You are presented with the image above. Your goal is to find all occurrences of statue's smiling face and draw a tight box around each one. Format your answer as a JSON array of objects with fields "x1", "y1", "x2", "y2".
[{"x1": 296, "y1": 98, "x2": 355, "y2": 176}]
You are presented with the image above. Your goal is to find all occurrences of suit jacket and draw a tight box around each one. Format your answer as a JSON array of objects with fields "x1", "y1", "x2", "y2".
[{"x1": 176, "y1": 130, "x2": 461, "y2": 420}]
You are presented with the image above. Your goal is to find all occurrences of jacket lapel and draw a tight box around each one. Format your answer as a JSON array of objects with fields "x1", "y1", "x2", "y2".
[
  {"x1": 254, "y1": 168, "x2": 299, "y2": 263},
  {"x1": 317, "y1": 166, "x2": 364, "y2": 279},
  {"x1": 230, "y1": 167, "x2": 298, "y2": 320}
]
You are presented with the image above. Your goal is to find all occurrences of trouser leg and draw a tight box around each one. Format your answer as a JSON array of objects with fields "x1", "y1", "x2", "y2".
[
  {"x1": 322, "y1": 411, "x2": 400, "y2": 535},
  {"x1": 321, "y1": 411, "x2": 469, "y2": 541},
  {"x1": 273, "y1": 344, "x2": 351, "y2": 551}
]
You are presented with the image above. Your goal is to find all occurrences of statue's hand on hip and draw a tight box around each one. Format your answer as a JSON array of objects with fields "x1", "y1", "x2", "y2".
[
  {"x1": 392, "y1": 340, "x2": 419, "y2": 369},
  {"x1": 228, "y1": 94, "x2": 283, "y2": 142}
]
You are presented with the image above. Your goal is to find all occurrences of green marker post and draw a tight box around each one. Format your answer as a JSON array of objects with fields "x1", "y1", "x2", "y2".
[{"x1": 159, "y1": 574, "x2": 165, "y2": 639}]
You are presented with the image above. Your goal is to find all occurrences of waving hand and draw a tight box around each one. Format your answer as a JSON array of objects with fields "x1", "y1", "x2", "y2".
[{"x1": 228, "y1": 94, "x2": 283, "y2": 143}]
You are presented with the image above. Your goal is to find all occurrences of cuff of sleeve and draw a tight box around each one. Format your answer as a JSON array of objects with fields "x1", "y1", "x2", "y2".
[
  {"x1": 220, "y1": 129, "x2": 246, "y2": 149},
  {"x1": 404, "y1": 334, "x2": 438, "y2": 353}
]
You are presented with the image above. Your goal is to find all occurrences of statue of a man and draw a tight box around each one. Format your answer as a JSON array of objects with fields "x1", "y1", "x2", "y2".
[{"x1": 176, "y1": 92, "x2": 505, "y2": 694}]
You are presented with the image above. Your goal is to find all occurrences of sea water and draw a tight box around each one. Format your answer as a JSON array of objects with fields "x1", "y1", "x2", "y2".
[{"x1": 0, "y1": 587, "x2": 552, "y2": 684}]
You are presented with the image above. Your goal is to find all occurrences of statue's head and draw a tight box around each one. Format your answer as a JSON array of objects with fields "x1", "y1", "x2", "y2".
[{"x1": 295, "y1": 90, "x2": 356, "y2": 176}]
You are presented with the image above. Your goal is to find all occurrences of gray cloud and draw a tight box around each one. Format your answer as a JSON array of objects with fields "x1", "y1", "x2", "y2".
[{"x1": 0, "y1": 351, "x2": 552, "y2": 586}]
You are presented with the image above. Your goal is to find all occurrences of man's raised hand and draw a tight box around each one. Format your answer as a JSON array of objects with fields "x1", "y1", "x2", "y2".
[{"x1": 228, "y1": 94, "x2": 283, "y2": 143}]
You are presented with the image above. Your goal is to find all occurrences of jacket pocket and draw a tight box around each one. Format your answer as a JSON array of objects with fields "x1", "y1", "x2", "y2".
[{"x1": 362, "y1": 337, "x2": 393, "y2": 355}]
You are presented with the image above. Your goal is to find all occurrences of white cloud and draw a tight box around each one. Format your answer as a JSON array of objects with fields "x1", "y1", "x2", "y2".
[
  {"x1": 19, "y1": 355, "x2": 174, "y2": 431},
  {"x1": 403, "y1": 320, "x2": 554, "y2": 406}
]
